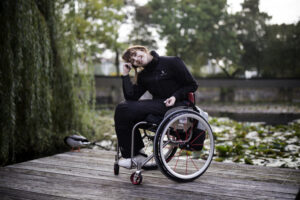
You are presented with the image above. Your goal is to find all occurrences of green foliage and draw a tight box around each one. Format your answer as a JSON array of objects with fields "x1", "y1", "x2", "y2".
[
  {"x1": 0, "y1": 0, "x2": 105, "y2": 166},
  {"x1": 260, "y1": 23, "x2": 300, "y2": 77},
  {"x1": 244, "y1": 157, "x2": 253, "y2": 165},
  {"x1": 58, "y1": 0, "x2": 125, "y2": 75},
  {"x1": 210, "y1": 117, "x2": 300, "y2": 168},
  {"x1": 0, "y1": 0, "x2": 59, "y2": 165},
  {"x1": 133, "y1": 0, "x2": 242, "y2": 77},
  {"x1": 74, "y1": 108, "x2": 300, "y2": 169},
  {"x1": 131, "y1": 0, "x2": 299, "y2": 78},
  {"x1": 216, "y1": 145, "x2": 232, "y2": 157},
  {"x1": 233, "y1": 0, "x2": 271, "y2": 76}
]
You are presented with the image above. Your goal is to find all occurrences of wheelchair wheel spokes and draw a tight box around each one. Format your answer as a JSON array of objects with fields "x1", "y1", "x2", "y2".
[
  {"x1": 169, "y1": 149, "x2": 208, "y2": 175},
  {"x1": 155, "y1": 111, "x2": 214, "y2": 182}
]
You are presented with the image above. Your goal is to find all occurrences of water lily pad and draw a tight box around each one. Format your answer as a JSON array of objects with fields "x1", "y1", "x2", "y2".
[{"x1": 244, "y1": 157, "x2": 253, "y2": 165}]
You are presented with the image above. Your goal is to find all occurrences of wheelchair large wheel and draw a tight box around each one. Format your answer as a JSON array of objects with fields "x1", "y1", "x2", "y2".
[{"x1": 154, "y1": 109, "x2": 214, "y2": 182}]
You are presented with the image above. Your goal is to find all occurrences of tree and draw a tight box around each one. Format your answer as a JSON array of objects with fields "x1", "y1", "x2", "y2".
[
  {"x1": 208, "y1": 11, "x2": 243, "y2": 77},
  {"x1": 261, "y1": 22, "x2": 300, "y2": 77},
  {"x1": 233, "y1": 0, "x2": 270, "y2": 76},
  {"x1": 128, "y1": 4, "x2": 158, "y2": 50},
  {"x1": 0, "y1": 0, "x2": 84, "y2": 165},
  {"x1": 133, "y1": 0, "x2": 241, "y2": 77},
  {"x1": 60, "y1": 0, "x2": 125, "y2": 75}
]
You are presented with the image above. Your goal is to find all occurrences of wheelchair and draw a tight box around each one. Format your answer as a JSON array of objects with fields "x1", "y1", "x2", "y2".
[{"x1": 114, "y1": 93, "x2": 215, "y2": 185}]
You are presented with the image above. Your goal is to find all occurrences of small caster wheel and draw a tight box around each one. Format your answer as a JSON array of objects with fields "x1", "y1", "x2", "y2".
[
  {"x1": 114, "y1": 163, "x2": 119, "y2": 175},
  {"x1": 130, "y1": 172, "x2": 143, "y2": 185}
]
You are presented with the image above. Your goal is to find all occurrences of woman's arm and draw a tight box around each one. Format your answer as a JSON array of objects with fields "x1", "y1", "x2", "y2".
[
  {"x1": 122, "y1": 75, "x2": 146, "y2": 101},
  {"x1": 171, "y1": 57, "x2": 198, "y2": 101},
  {"x1": 121, "y1": 63, "x2": 146, "y2": 101}
]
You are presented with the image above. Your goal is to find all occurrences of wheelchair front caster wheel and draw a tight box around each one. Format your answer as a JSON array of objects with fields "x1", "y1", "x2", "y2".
[
  {"x1": 130, "y1": 172, "x2": 143, "y2": 185},
  {"x1": 114, "y1": 163, "x2": 119, "y2": 175}
]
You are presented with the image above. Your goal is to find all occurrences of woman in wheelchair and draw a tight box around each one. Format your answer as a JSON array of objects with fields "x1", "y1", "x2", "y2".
[{"x1": 114, "y1": 45, "x2": 198, "y2": 169}]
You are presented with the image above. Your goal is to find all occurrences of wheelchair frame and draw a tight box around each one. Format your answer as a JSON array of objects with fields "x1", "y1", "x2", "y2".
[{"x1": 114, "y1": 94, "x2": 215, "y2": 185}]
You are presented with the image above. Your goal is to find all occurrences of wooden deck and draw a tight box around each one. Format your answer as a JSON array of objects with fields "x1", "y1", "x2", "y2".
[{"x1": 0, "y1": 149, "x2": 299, "y2": 200}]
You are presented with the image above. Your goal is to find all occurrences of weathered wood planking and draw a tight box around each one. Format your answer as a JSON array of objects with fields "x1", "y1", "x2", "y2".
[{"x1": 0, "y1": 149, "x2": 299, "y2": 200}]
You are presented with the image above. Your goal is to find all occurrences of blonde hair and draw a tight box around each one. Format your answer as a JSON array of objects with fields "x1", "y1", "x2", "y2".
[
  {"x1": 122, "y1": 45, "x2": 149, "y2": 83},
  {"x1": 122, "y1": 45, "x2": 149, "y2": 62}
]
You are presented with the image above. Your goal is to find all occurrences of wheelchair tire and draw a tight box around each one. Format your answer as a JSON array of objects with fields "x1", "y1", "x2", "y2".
[
  {"x1": 154, "y1": 109, "x2": 214, "y2": 182},
  {"x1": 130, "y1": 172, "x2": 143, "y2": 185}
]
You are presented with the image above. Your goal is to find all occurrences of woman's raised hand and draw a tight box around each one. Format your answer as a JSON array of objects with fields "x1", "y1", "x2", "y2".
[
  {"x1": 123, "y1": 63, "x2": 132, "y2": 76},
  {"x1": 164, "y1": 96, "x2": 176, "y2": 107}
]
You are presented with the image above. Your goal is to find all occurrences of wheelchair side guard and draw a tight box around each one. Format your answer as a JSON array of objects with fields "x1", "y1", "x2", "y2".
[
  {"x1": 154, "y1": 109, "x2": 204, "y2": 152},
  {"x1": 195, "y1": 106, "x2": 209, "y2": 121},
  {"x1": 163, "y1": 108, "x2": 208, "y2": 151}
]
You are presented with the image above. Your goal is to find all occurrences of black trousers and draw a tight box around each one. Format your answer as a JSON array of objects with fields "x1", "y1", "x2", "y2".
[{"x1": 114, "y1": 99, "x2": 186, "y2": 158}]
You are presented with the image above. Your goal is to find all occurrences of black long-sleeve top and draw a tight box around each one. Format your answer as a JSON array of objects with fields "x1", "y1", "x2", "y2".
[{"x1": 122, "y1": 51, "x2": 198, "y2": 102}]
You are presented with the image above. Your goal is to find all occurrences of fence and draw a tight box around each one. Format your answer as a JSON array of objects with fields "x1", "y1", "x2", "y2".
[{"x1": 94, "y1": 76, "x2": 300, "y2": 104}]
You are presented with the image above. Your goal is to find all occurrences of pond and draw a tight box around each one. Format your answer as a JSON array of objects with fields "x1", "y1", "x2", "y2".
[
  {"x1": 92, "y1": 109, "x2": 300, "y2": 169},
  {"x1": 209, "y1": 117, "x2": 300, "y2": 169}
]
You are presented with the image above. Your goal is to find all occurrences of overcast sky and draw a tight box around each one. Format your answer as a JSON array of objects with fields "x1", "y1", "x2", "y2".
[{"x1": 227, "y1": 0, "x2": 300, "y2": 24}]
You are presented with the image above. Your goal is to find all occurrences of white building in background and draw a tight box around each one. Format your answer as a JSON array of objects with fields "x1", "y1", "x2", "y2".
[
  {"x1": 94, "y1": 49, "x2": 123, "y2": 76},
  {"x1": 94, "y1": 59, "x2": 114, "y2": 76},
  {"x1": 245, "y1": 70, "x2": 258, "y2": 79},
  {"x1": 200, "y1": 60, "x2": 223, "y2": 75}
]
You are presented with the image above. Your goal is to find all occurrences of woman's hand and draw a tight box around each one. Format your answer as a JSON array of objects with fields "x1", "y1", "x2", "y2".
[
  {"x1": 164, "y1": 96, "x2": 176, "y2": 107},
  {"x1": 123, "y1": 63, "x2": 132, "y2": 76}
]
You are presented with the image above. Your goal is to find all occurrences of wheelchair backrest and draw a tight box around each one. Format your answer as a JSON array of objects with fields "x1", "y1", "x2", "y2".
[{"x1": 188, "y1": 92, "x2": 195, "y2": 104}]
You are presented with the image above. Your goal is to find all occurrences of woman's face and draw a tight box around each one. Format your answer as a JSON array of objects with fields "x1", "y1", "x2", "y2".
[{"x1": 129, "y1": 50, "x2": 149, "y2": 67}]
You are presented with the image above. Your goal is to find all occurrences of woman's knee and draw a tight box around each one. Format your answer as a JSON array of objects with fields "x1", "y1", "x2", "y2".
[
  {"x1": 116, "y1": 100, "x2": 135, "y2": 110},
  {"x1": 114, "y1": 101, "x2": 137, "y2": 120},
  {"x1": 115, "y1": 101, "x2": 128, "y2": 112}
]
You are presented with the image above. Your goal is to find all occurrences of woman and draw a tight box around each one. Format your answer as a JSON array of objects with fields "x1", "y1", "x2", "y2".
[{"x1": 115, "y1": 45, "x2": 198, "y2": 168}]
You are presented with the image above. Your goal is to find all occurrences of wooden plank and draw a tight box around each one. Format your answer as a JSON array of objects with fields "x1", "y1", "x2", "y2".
[
  {"x1": 0, "y1": 170, "x2": 223, "y2": 200},
  {"x1": 3, "y1": 158, "x2": 297, "y2": 199},
  {"x1": 0, "y1": 149, "x2": 299, "y2": 200},
  {"x1": 32, "y1": 153, "x2": 300, "y2": 189},
  {"x1": 0, "y1": 168, "x2": 282, "y2": 200},
  {"x1": 54, "y1": 148, "x2": 300, "y2": 176},
  {"x1": 23, "y1": 156, "x2": 294, "y2": 191},
  {"x1": 62, "y1": 149, "x2": 300, "y2": 178},
  {"x1": 16, "y1": 149, "x2": 300, "y2": 193},
  {"x1": 0, "y1": 187, "x2": 76, "y2": 200},
  {"x1": 47, "y1": 150, "x2": 300, "y2": 184},
  {"x1": 66, "y1": 148, "x2": 299, "y2": 175},
  {"x1": 6, "y1": 160, "x2": 295, "y2": 195}
]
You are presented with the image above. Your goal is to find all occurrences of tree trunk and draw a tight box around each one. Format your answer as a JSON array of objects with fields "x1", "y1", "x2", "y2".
[{"x1": 115, "y1": 48, "x2": 120, "y2": 76}]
